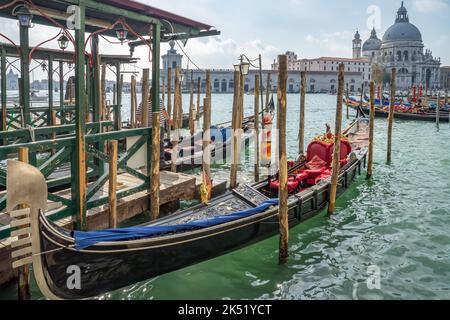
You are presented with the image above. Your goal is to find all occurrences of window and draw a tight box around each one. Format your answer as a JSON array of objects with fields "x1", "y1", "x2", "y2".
[
  {"x1": 172, "y1": 61, "x2": 177, "y2": 68},
  {"x1": 324, "y1": 66, "x2": 326, "y2": 71}
]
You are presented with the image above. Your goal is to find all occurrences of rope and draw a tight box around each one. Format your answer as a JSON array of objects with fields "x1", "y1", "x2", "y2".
[{"x1": 29, "y1": 29, "x2": 62, "y2": 61}]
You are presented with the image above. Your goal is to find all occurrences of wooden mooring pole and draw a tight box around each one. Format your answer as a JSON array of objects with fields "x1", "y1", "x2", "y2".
[
  {"x1": 299, "y1": 71, "x2": 306, "y2": 155},
  {"x1": 265, "y1": 72, "x2": 271, "y2": 113},
  {"x1": 17, "y1": 147, "x2": 30, "y2": 300},
  {"x1": 171, "y1": 67, "x2": 181, "y2": 173},
  {"x1": 346, "y1": 83, "x2": 350, "y2": 120},
  {"x1": 387, "y1": 68, "x2": 396, "y2": 164},
  {"x1": 142, "y1": 69, "x2": 150, "y2": 127},
  {"x1": 196, "y1": 77, "x2": 201, "y2": 121},
  {"x1": 436, "y1": 92, "x2": 440, "y2": 129},
  {"x1": 108, "y1": 140, "x2": 118, "y2": 228},
  {"x1": 189, "y1": 80, "x2": 195, "y2": 136},
  {"x1": 150, "y1": 110, "x2": 161, "y2": 220},
  {"x1": 203, "y1": 70, "x2": 212, "y2": 182},
  {"x1": 328, "y1": 63, "x2": 345, "y2": 215},
  {"x1": 254, "y1": 74, "x2": 260, "y2": 182},
  {"x1": 230, "y1": 71, "x2": 240, "y2": 189},
  {"x1": 130, "y1": 75, "x2": 136, "y2": 128},
  {"x1": 167, "y1": 67, "x2": 172, "y2": 139},
  {"x1": 367, "y1": 81, "x2": 375, "y2": 179},
  {"x1": 277, "y1": 55, "x2": 289, "y2": 264}
]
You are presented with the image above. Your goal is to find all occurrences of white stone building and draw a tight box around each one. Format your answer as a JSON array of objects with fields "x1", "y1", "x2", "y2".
[
  {"x1": 162, "y1": 38, "x2": 367, "y2": 94},
  {"x1": 358, "y1": 2, "x2": 441, "y2": 90}
]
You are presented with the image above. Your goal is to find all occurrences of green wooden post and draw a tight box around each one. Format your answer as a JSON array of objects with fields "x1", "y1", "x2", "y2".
[
  {"x1": 152, "y1": 25, "x2": 160, "y2": 114},
  {"x1": 59, "y1": 61, "x2": 65, "y2": 124},
  {"x1": 85, "y1": 58, "x2": 91, "y2": 121},
  {"x1": 72, "y1": 3, "x2": 87, "y2": 230},
  {"x1": 92, "y1": 35, "x2": 101, "y2": 123},
  {"x1": 19, "y1": 24, "x2": 30, "y2": 127},
  {"x1": 1, "y1": 48, "x2": 6, "y2": 134},
  {"x1": 115, "y1": 62, "x2": 122, "y2": 130},
  {"x1": 48, "y1": 56, "x2": 54, "y2": 126}
]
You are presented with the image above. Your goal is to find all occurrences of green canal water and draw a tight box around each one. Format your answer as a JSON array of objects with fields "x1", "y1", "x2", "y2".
[{"x1": 1, "y1": 94, "x2": 450, "y2": 300}]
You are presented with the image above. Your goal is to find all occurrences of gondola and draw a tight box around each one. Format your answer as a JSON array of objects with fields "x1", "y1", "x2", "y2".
[
  {"x1": 162, "y1": 114, "x2": 261, "y2": 172},
  {"x1": 8, "y1": 116, "x2": 369, "y2": 300},
  {"x1": 347, "y1": 103, "x2": 449, "y2": 122}
]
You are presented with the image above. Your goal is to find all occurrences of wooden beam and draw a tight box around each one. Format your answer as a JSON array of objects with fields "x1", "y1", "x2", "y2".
[
  {"x1": 328, "y1": 63, "x2": 345, "y2": 215},
  {"x1": 277, "y1": 55, "x2": 289, "y2": 264}
]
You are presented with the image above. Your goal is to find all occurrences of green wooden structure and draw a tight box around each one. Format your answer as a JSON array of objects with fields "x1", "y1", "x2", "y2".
[{"x1": 0, "y1": 0, "x2": 219, "y2": 238}]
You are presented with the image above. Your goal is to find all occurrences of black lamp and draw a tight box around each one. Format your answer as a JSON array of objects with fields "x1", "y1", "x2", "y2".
[
  {"x1": 58, "y1": 34, "x2": 69, "y2": 51},
  {"x1": 13, "y1": 5, "x2": 33, "y2": 27},
  {"x1": 115, "y1": 23, "x2": 128, "y2": 43}
]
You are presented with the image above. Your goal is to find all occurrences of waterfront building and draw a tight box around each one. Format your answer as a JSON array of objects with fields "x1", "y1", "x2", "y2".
[
  {"x1": 6, "y1": 68, "x2": 18, "y2": 90},
  {"x1": 358, "y1": 1, "x2": 441, "y2": 90},
  {"x1": 440, "y1": 66, "x2": 450, "y2": 90}
]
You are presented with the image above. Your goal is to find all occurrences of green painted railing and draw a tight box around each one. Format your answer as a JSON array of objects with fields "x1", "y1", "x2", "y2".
[{"x1": 0, "y1": 127, "x2": 152, "y2": 240}]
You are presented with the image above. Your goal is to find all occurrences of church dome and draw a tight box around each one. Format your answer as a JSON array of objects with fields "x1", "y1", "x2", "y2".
[
  {"x1": 382, "y1": 2, "x2": 422, "y2": 43},
  {"x1": 363, "y1": 28, "x2": 382, "y2": 51}
]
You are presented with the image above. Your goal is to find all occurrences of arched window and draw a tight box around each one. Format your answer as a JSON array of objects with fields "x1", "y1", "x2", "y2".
[
  {"x1": 229, "y1": 79, "x2": 234, "y2": 89},
  {"x1": 397, "y1": 51, "x2": 402, "y2": 61},
  {"x1": 310, "y1": 78, "x2": 316, "y2": 83},
  {"x1": 350, "y1": 79, "x2": 356, "y2": 83},
  {"x1": 221, "y1": 79, "x2": 227, "y2": 92},
  {"x1": 404, "y1": 51, "x2": 409, "y2": 61},
  {"x1": 330, "y1": 79, "x2": 336, "y2": 83},
  {"x1": 214, "y1": 79, "x2": 220, "y2": 89}
]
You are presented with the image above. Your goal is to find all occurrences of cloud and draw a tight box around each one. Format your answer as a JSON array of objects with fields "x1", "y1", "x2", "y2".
[
  {"x1": 165, "y1": 36, "x2": 281, "y2": 70},
  {"x1": 413, "y1": 0, "x2": 449, "y2": 12},
  {"x1": 304, "y1": 31, "x2": 355, "y2": 57}
]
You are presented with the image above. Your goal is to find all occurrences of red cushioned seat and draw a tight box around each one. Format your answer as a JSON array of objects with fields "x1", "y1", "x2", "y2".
[
  {"x1": 270, "y1": 176, "x2": 299, "y2": 193},
  {"x1": 295, "y1": 172, "x2": 309, "y2": 182}
]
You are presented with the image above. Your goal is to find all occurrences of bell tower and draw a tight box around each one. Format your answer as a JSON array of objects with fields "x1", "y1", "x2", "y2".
[{"x1": 352, "y1": 30, "x2": 362, "y2": 58}]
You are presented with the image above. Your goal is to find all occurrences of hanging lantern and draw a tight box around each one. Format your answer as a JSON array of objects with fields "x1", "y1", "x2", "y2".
[
  {"x1": 58, "y1": 34, "x2": 69, "y2": 51},
  {"x1": 41, "y1": 62, "x2": 47, "y2": 72},
  {"x1": 13, "y1": 5, "x2": 33, "y2": 27},
  {"x1": 115, "y1": 23, "x2": 128, "y2": 43}
]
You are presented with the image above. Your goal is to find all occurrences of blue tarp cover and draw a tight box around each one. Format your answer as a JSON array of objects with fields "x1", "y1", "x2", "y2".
[{"x1": 73, "y1": 198, "x2": 279, "y2": 250}]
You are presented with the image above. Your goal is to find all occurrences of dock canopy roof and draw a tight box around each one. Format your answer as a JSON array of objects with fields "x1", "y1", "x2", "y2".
[{"x1": 0, "y1": 0, "x2": 220, "y2": 41}]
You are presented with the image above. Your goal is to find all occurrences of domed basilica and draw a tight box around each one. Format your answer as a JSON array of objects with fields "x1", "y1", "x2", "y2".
[{"x1": 353, "y1": 2, "x2": 441, "y2": 90}]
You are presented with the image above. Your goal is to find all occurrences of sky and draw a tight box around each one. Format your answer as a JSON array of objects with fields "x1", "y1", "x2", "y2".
[{"x1": 0, "y1": 0, "x2": 449, "y2": 81}]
